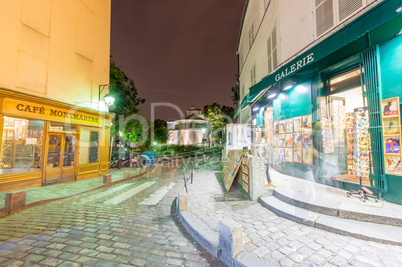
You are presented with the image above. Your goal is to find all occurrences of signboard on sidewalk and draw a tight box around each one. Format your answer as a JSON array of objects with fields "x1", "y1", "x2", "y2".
[{"x1": 222, "y1": 150, "x2": 242, "y2": 191}]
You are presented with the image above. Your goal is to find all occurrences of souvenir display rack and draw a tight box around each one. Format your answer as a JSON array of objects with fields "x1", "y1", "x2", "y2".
[{"x1": 347, "y1": 107, "x2": 378, "y2": 202}]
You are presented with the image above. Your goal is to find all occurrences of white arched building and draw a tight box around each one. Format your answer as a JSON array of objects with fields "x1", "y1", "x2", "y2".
[{"x1": 167, "y1": 108, "x2": 211, "y2": 146}]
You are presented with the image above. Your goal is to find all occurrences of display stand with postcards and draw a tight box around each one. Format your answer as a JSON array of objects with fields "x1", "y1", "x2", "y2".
[
  {"x1": 241, "y1": 147, "x2": 250, "y2": 194},
  {"x1": 346, "y1": 107, "x2": 378, "y2": 202}
]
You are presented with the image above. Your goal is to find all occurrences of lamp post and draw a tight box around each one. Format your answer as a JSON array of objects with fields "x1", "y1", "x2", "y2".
[
  {"x1": 201, "y1": 128, "x2": 206, "y2": 154},
  {"x1": 118, "y1": 131, "x2": 123, "y2": 169}
]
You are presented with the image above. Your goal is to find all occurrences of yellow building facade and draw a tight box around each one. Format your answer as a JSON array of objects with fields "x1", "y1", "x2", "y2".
[{"x1": 0, "y1": 0, "x2": 113, "y2": 191}]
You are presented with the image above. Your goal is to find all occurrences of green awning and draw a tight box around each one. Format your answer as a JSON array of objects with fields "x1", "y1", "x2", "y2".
[
  {"x1": 249, "y1": 0, "x2": 402, "y2": 99},
  {"x1": 234, "y1": 95, "x2": 249, "y2": 119}
]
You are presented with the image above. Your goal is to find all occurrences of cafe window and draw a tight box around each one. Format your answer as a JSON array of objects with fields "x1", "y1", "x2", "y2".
[
  {"x1": 79, "y1": 126, "x2": 99, "y2": 164},
  {"x1": 1, "y1": 117, "x2": 44, "y2": 174},
  {"x1": 89, "y1": 131, "x2": 99, "y2": 163},
  {"x1": 49, "y1": 122, "x2": 77, "y2": 132}
]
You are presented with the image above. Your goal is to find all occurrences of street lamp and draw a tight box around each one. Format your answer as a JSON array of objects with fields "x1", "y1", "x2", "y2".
[
  {"x1": 118, "y1": 131, "x2": 123, "y2": 169},
  {"x1": 201, "y1": 128, "x2": 206, "y2": 153},
  {"x1": 99, "y1": 84, "x2": 115, "y2": 107},
  {"x1": 104, "y1": 94, "x2": 115, "y2": 106}
]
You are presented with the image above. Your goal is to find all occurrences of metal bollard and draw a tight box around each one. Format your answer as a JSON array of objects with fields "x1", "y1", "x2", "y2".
[
  {"x1": 183, "y1": 166, "x2": 188, "y2": 193},
  {"x1": 191, "y1": 163, "x2": 194, "y2": 184}
]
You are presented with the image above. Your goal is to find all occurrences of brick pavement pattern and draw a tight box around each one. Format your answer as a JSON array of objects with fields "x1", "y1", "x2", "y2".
[
  {"x1": 0, "y1": 167, "x2": 216, "y2": 267},
  {"x1": 187, "y1": 162, "x2": 402, "y2": 267}
]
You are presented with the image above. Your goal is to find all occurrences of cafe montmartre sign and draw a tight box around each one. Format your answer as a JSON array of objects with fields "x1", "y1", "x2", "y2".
[{"x1": 3, "y1": 98, "x2": 103, "y2": 126}]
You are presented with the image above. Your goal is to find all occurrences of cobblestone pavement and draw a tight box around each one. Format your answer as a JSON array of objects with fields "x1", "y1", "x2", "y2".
[
  {"x1": 188, "y1": 162, "x2": 402, "y2": 267},
  {"x1": 0, "y1": 166, "x2": 220, "y2": 267},
  {"x1": 0, "y1": 167, "x2": 147, "y2": 209}
]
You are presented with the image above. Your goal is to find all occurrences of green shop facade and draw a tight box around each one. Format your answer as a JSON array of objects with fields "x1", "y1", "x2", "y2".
[{"x1": 236, "y1": 0, "x2": 402, "y2": 204}]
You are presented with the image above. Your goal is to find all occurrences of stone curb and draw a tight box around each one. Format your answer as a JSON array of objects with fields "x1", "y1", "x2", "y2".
[
  {"x1": 179, "y1": 210, "x2": 219, "y2": 257},
  {"x1": 176, "y1": 199, "x2": 273, "y2": 267},
  {"x1": 259, "y1": 195, "x2": 402, "y2": 246},
  {"x1": 0, "y1": 166, "x2": 152, "y2": 218},
  {"x1": 273, "y1": 187, "x2": 402, "y2": 226}
]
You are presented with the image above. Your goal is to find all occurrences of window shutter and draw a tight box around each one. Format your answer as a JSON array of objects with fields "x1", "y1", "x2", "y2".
[
  {"x1": 267, "y1": 37, "x2": 272, "y2": 74},
  {"x1": 339, "y1": 0, "x2": 363, "y2": 21},
  {"x1": 315, "y1": 0, "x2": 334, "y2": 37},
  {"x1": 272, "y1": 27, "x2": 277, "y2": 70}
]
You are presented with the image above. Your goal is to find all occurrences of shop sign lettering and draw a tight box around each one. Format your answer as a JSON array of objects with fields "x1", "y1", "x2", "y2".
[
  {"x1": 15, "y1": 103, "x2": 99, "y2": 124},
  {"x1": 275, "y1": 53, "x2": 314, "y2": 82}
]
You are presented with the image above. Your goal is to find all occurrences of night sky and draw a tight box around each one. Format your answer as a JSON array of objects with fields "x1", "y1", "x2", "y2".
[{"x1": 110, "y1": 0, "x2": 245, "y2": 121}]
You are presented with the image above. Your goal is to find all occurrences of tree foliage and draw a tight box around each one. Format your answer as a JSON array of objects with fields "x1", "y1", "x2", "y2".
[
  {"x1": 201, "y1": 103, "x2": 235, "y2": 140},
  {"x1": 109, "y1": 56, "x2": 146, "y2": 139},
  {"x1": 153, "y1": 119, "x2": 169, "y2": 144},
  {"x1": 231, "y1": 74, "x2": 240, "y2": 108},
  {"x1": 109, "y1": 56, "x2": 145, "y2": 118}
]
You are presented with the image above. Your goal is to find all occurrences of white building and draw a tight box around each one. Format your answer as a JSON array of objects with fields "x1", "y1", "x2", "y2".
[{"x1": 167, "y1": 107, "x2": 211, "y2": 146}]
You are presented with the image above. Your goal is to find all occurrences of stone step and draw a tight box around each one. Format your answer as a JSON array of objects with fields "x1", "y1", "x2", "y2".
[
  {"x1": 273, "y1": 187, "x2": 402, "y2": 227},
  {"x1": 259, "y1": 196, "x2": 402, "y2": 246}
]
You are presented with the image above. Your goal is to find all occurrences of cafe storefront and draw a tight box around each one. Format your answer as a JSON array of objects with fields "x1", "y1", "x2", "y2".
[{"x1": 0, "y1": 90, "x2": 113, "y2": 192}]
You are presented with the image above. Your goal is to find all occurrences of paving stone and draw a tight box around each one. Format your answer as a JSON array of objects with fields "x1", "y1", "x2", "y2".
[
  {"x1": 166, "y1": 258, "x2": 183, "y2": 265},
  {"x1": 95, "y1": 259, "x2": 117, "y2": 267},
  {"x1": 43, "y1": 249, "x2": 64, "y2": 257},
  {"x1": 39, "y1": 257, "x2": 64, "y2": 266},
  {"x1": 96, "y1": 252, "x2": 117, "y2": 260},
  {"x1": 58, "y1": 252, "x2": 80, "y2": 261},
  {"x1": 1, "y1": 259, "x2": 25, "y2": 267},
  {"x1": 76, "y1": 256, "x2": 98, "y2": 265},
  {"x1": 23, "y1": 254, "x2": 46, "y2": 262},
  {"x1": 252, "y1": 246, "x2": 269, "y2": 257},
  {"x1": 329, "y1": 255, "x2": 348, "y2": 266},
  {"x1": 308, "y1": 254, "x2": 326, "y2": 265},
  {"x1": 279, "y1": 257, "x2": 295, "y2": 266}
]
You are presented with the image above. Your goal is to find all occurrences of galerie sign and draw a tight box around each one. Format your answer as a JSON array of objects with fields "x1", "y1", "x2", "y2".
[
  {"x1": 275, "y1": 53, "x2": 315, "y2": 82},
  {"x1": 3, "y1": 98, "x2": 102, "y2": 126}
]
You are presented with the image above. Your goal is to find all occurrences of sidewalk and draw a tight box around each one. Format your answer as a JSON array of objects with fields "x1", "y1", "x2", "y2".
[
  {"x1": 0, "y1": 166, "x2": 148, "y2": 210},
  {"x1": 182, "y1": 162, "x2": 402, "y2": 266}
]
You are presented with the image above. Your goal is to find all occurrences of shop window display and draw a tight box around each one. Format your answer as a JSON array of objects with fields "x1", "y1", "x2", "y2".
[
  {"x1": 1, "y1": 117, "x2": 44, "y2": 174},
  {"x1": 318, "y1": 86, "x2": 372, "y2": 185},
  {"x1": 265, "y1": 110, "x2": 313, "y2": 165}
]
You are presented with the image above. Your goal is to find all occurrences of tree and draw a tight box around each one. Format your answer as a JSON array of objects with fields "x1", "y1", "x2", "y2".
[
  {"x1": 153, "y1": 119, "x2": 169, "y2": 144},
  {"x1": 109, "y1": 56, "x2": 146, "y2": 138},
  {"x1": 109, "y1": 56, "x2": 145, "y2": 117},
  {"x1": 231, "y1": 74, "x2": 240, "y2": 108},
  {"x1": 201, "y1": 103, "x2": 235, "y2": 140}
]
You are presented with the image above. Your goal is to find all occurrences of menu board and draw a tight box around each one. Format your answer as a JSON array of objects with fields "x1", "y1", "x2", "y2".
[
  {"x1": 241, "y1": 147, "x2": 250, "y2": 194},
  {"x1": 381, "y1": 97, "x2": 401, "y2": 175}
]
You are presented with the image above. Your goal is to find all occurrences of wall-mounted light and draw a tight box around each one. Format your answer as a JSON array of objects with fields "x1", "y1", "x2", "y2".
[
  {"x1": 396, "y1": 6, "x2": 402, "y2": 13},
  {"x1": 283, "y1": 85, "x2": 293, "y2": 91},
  {"x1": 253, "y1": 107, "x2": 260, "y2": 111},
  {"x1": 295, "y1": 85, "x2": 307, "y2": 93},
  {"x1": 268, "y1": 93, "x2": 277, "y2": 99}
]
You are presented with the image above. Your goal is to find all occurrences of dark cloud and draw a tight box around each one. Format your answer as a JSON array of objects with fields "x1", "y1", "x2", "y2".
[{"x1": 111, "y1": 0, "x2": 245, "y2": 121}]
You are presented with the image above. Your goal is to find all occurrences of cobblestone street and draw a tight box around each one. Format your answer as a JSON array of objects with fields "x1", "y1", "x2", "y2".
[
  {"x1": 187, "y1": 162, "x2": 402, "y2": 267},
  {"x1": 0, "y1": 167, "x2": 217, "y2": 267}
]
